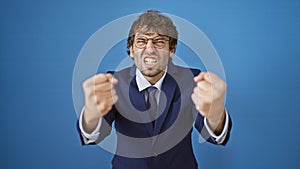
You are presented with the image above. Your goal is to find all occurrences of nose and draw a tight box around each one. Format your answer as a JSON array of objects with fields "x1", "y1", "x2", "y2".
[{"x1": 145, "y1": 39, "x2": 155, "y2": 51}]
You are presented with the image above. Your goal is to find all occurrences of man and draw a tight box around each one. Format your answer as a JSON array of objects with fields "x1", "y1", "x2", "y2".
[{"x1": 78, "y1": 10, "x2": 231, "y2": 169}]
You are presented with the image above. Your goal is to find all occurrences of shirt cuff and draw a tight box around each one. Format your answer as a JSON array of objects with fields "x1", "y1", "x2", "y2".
[
  {"x1": 79, "y1": 107, "x2": 102, "y2": 144},
  {"x1": 204, "y1": 109, "x2": 229, "y2": 144}
]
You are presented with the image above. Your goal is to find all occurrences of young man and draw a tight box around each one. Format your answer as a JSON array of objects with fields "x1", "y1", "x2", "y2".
[{"x1": 78, "y1": 10, "x2": 231, "y2": 169}]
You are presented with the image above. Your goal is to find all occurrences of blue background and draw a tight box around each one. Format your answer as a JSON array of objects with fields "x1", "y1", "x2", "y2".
[{"x1": 1, "y1": 0, "x2": 299, "y2": 169}]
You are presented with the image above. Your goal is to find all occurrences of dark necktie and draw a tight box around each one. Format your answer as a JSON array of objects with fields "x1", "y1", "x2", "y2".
[{"x1": 147, "y1": 86, "x2": 157, "y2": 126}]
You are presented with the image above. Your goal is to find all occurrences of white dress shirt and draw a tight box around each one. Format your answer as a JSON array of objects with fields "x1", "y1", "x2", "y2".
[{"x1": 79, "y1": 68, "x2": 229, "y2": 144}]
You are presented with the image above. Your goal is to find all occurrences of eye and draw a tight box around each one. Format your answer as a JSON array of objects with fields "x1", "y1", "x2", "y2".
[
  {"x1": 154, "y1": 39, "x2": 166, "y2": 45},
  {"x1": 136, "y1": 38, "x2": 147, "y2": 44}
]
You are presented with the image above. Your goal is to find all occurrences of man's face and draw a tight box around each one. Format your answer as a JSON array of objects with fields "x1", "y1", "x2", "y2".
[{"x1": 130, "y1": 32, "x2": 174, "y2": 83}]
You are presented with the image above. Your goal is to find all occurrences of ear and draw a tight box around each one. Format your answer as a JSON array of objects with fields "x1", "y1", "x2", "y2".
[
  {"x1": 129, "y1": 46, "x2": 134, "y2": 59},
  {"x1": 169, "y1": 47, "x2": 175, "y2": 58}
]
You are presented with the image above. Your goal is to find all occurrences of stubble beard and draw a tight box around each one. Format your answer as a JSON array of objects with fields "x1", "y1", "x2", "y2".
[{"x1": 141, "y1": 68, "x2": 163, "y2": 78}]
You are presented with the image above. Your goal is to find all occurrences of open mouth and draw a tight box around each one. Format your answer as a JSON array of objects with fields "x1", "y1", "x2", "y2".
[{"x1": 144, "y1": 57, "x2": 157, "y2": 65}]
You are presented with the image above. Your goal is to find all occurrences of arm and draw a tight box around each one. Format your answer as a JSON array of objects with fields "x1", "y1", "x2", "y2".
[
  {"x1": 78, "y1": 107, "x2": 103, "y2": 145},
  {"x1": 78, "y1": 107, "x2": 117, "y2": 145},
  {"x1": 78, "y1": 73, "x2": 118, "y2": 144},
  {"x1": 195, "y1": 109, "x2": 232, "y2": 145},
  {"x1": 192, "y1": 72, "x2": 231, "y2": 144}
]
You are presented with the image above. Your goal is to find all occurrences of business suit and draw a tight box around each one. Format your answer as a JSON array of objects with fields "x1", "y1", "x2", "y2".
[{"x1": 78, "y1": 61, "x2": 231, "y2": 169}]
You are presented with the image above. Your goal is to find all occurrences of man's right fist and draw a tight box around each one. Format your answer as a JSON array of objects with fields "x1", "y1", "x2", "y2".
[{"x1": 82, "y1": 73, "x2": 118, "y2": 128}]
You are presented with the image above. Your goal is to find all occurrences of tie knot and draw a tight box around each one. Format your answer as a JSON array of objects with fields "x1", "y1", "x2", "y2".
[{"x1": 147, "y1": 86, "x2": 157, "y2": 93}]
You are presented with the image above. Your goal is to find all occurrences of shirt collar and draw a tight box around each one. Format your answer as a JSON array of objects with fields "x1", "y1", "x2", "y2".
[{"x1": 136, "y1": 67, "x2": 167, "y2": 92}]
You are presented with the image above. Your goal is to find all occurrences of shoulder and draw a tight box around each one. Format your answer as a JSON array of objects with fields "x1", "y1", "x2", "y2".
[{"x1": 171, "y1": 63, "x2": 201, "y2": 77}]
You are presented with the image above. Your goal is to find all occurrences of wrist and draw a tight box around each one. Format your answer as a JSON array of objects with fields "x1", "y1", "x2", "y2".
[
  {"x1": 83, "y1": 107, "x2": 101, "y2": 121},
  {"x1": 82, "y1": 107, "x2": 102, "y2": 133},
  {"x1": 207, "y1": 109, "x2": 226, "y2": 135}
]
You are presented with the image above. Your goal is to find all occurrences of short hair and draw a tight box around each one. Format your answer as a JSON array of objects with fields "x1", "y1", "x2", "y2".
[{"x1": 127, "y1": 10, "x2": 178, "y2": 55}]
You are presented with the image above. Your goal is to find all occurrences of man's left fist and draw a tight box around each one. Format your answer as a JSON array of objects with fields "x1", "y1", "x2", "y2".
[{"x1": 191, "y1": 72, "x2": 226, "y2": 131}]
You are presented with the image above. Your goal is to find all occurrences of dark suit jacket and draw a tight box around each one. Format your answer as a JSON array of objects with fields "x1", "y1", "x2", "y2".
[{"x1": 78, "y1": 61, "x2": 231, "y2": 169}]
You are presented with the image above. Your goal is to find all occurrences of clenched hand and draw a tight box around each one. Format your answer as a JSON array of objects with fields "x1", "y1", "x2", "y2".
[
  {"x1": 191, "y1": 72, "x2": 226, "y2": 134},
  {"x1": 82, "y1": 73, "x2": 118, "y2": 133}
]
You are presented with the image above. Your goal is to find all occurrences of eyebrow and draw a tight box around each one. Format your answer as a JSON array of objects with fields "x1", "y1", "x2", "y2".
[{"x1": 136, "y1": 35, "x2": 168, "y2": 39}]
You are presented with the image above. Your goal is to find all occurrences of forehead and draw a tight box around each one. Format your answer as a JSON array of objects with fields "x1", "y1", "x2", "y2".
[{"x1": 135, "y1": 32, "x2": 167, "y2": 38}]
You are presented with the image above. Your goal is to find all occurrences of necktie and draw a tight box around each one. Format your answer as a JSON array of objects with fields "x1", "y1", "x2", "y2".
[{"x1": 147, "y1": 86, "x2": 157, "y2": 126}]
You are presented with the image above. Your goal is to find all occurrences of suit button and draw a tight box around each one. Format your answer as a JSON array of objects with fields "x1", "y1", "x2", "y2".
[{"x1": 153, "y1": 153, "x2": 158, "y2": 157}]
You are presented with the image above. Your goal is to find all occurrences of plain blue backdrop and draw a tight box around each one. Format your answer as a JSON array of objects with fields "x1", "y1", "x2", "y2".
[{"x1": 1, "y1": 0, "x2": 299, "y2": 169}]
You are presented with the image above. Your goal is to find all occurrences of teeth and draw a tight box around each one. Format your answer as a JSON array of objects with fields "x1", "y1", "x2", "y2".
[{"x1": 145, "y1": 58, "x2": 157, "y2": 65}]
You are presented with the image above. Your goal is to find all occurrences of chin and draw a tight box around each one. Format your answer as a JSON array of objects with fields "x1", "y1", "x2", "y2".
[{"x1": 141, "y1": 69, "x2": 162, "y2": 78}]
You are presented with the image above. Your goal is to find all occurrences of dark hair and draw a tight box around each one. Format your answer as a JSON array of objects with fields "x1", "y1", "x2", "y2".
[{"x1": 127, "y1": 10, "x2": 178, "y2": 55}]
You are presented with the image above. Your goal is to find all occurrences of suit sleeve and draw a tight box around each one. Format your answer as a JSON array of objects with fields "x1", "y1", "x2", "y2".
[
  {"x1": 77, "y1": 106, "x2": 117, "y2": 145},
  {"x1": 194, "y1": 111, "x2": 232, "y2": 145}
]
